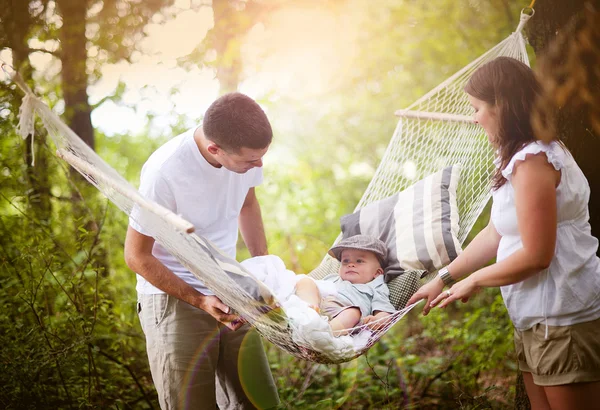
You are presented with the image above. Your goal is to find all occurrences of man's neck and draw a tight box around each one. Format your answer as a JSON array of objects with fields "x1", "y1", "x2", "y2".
[{"x1": 193, "y1": 127, "x2": 222, "y2": 168}]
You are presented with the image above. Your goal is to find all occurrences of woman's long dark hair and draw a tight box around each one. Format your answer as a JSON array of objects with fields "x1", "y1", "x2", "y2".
[{"x1": 464, "y1": 57, "x2": 550, "y2": 190}]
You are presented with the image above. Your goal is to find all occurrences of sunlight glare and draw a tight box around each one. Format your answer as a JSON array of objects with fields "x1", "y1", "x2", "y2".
[
  {"x1": 402, "y1": 161, "x2": 418, "y2": 180},
  {"x1": 243, "y1": 7, "x2": 362, "y2": 98},
  {"x1": 90, "y1": 7, "x2": 217, "y2": 135},
  {"x1": 140, "y1": 8, "x2": 213, "y2": 59}
]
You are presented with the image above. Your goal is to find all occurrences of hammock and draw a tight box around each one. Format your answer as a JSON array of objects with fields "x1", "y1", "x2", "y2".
[{"x1": 4, "y1": 10, "x2": 533, "y2": 364}]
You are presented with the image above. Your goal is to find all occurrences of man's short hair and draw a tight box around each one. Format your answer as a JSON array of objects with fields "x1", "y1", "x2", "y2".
[{"x1": 203, "y1": 92, "x2": 273, "y2": 152}]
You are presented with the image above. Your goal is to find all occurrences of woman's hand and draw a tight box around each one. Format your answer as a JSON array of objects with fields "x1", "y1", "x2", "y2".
[
  {"x1": 430, "y1": 275, "x2": 480, "y2": 309},
  {"x1": 406, "y1": 277, "x2": 445, "y2": 316}
]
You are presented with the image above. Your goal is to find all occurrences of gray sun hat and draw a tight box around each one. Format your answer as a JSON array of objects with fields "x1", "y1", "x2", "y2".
[{"x1": 328, "y1": 234, "x2": 388, "y2": 266}]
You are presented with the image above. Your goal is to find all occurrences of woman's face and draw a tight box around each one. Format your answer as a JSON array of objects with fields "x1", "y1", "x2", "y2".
[{"x1": 468, "y1": 94, "x2": 499, "y2": 147}]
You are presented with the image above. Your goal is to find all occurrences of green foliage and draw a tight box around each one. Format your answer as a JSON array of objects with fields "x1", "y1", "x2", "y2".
[
  {"x1": 413, "y1": 291, "x2": 515, "y2": 407},
  {"x1": 0, "y1": 107, "x2": 160, "y2": 406}
]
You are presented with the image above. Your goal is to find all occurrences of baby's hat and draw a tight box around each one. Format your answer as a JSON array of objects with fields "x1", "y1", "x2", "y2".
[{"x1": 328, "y1": 234, "x2": 387, "y2": 265}]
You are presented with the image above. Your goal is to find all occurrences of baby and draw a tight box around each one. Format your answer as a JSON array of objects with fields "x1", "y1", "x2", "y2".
[{"x1": 295, "y1": 234, "x2": 395, "y2": 335}]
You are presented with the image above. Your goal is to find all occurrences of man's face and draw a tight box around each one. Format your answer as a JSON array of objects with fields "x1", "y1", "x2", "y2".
[
  {"x1": 338, "y1": 249, "x2": 383, "y2": 285},
  {"x1": 214, "y1": 145, "x2": 269, "y2": 174}
]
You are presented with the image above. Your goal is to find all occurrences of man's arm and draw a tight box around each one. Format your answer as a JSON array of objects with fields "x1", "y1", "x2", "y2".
[
  {"x1": 124, "y1": 226, "x2": 241, "y2": 329},
  {"x1": 238, "y1": 187, "x2": 268, "y2": 257}
]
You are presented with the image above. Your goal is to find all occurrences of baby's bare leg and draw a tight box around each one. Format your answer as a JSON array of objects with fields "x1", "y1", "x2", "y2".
[
  {"x1": 295, "y1": 277, "x2": 321, "y2": 308},
  {"x1": 330, "y1": 308, "x2": 361, "y2": 336}
]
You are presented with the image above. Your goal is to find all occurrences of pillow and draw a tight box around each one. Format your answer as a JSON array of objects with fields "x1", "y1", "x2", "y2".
[{"x1": 339, "y1": 165, "x2": 462, "y2": 281}]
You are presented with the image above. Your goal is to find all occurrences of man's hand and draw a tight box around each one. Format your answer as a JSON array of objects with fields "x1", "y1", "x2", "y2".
[{"x1": 198, "y1": 295, "x2": 243, "y2": 331}]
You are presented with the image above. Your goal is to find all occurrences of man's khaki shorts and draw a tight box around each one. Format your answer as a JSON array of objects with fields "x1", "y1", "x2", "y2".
[{"x1": 514, "y1": 316, "x2": 600, "y2": 386}]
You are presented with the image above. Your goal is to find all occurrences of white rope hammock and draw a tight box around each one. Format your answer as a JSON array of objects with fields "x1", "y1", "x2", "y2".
[{"x1": 5, "y1": 10, "x2": 532, "y2": 364}]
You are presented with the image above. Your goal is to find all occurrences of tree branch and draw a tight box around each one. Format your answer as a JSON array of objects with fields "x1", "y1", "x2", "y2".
[
  {"x1": 93, "y1": 345, "x2": 156, "y2": 409},
  {"x1": 420, "y1": 361, "x2": 454, "y2": 400},
  {"x1": 27, "y1": 46, "x2": 59, "y2": 57}
]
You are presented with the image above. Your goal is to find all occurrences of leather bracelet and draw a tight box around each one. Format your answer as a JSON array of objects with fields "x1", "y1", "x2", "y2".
[{"x1": 438, "y1": 266, "x2": 455, "y2": 287}]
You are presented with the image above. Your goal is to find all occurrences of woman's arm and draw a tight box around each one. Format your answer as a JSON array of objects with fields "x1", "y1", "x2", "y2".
[
  {"x1": 444, "y1": 219, "x2": 502, "y2": 282},
  {"x1": 406, "y1": 218, "x2": 501, "y2": 313},
  {"x1": 435, "y1": 153, "x2": 559, "y2": 308}
]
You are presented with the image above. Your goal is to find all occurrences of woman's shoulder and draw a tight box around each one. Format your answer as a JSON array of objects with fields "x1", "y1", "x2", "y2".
[{"x1": 501, "y1": 140, "x2": 566, "y2": 180}]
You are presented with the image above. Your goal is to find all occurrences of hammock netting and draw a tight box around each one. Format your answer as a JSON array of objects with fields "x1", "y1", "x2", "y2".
[{"x1": 6, "y1": 11, "x2": 532, "y2": 364}]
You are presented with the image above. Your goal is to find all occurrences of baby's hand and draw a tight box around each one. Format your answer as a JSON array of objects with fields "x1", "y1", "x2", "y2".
[
  {"x1": 363, "y1": 312, "x2": 392, "y2": 331},
  {"x1": 363, "y1": 315, "x2": 377, "y2": 326},
  {"x1": 308, "y1": 304, "x2": 321, "y2": 314}
]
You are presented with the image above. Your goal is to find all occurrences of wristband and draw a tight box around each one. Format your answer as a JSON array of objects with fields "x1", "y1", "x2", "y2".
[{"x1": 438, "y1": 266, "x2": 455, "y2": 287}]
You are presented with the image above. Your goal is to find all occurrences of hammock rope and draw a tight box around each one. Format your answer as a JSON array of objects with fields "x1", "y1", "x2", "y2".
[{"x1": 5, "y1": 10, "x2": 532, "y2": 364}]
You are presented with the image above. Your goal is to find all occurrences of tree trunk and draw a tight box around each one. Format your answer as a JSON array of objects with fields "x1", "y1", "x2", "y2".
[
  {"x1": 514, "y1": 2, "x2": 600, "y2": 408},
  {"x1": 514, "y1": 369, "x2": 531, "y2": 410},
  {"x1": 56, "y1": 0, "x2": 109, "y2": 277},
  {"x1": 527, "y1": 0, "x2": 600, "y2": 256},
  {"x1": 210, "y1": 0, "x2": 269, "y2": 94},
  {"x1": 7, "y1": 0, "x2": 51, "y2": 222},
  {"x1": 211, "y1": 0, "x2": 243, "y2": 94},
  {"x1": 56, "y1": 0, "x2": 95, "y2": 150}
]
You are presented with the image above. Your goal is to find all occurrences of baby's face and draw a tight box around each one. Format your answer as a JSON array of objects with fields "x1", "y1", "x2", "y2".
[{"x1": 338, "y1": 249, "x2": 383, "y2": 284}]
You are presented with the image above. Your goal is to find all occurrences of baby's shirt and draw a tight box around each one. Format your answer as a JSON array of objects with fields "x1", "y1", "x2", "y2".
[{"x1": 321, "y1": 274, "x2": 396, "y2": 317}]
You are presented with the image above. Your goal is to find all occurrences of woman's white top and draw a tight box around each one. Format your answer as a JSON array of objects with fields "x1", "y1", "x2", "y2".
[{"x1": 491, "y1": 141, "x2": 600, "y2": 331}]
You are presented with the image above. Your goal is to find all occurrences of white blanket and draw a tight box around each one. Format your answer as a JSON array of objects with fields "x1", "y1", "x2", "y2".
[{"x1": 241, "y1": 255, "x2": 371, "y2": 360}]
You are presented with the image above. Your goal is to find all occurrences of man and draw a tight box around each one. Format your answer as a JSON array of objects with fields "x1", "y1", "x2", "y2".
[{"x1": 124, "y1": 92, "x2": 279, "y2": 409}]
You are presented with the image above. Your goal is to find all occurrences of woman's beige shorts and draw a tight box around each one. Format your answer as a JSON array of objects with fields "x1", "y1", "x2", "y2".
[{"x1": 514, "y1": 316, "x2": 600, "y2": 386}]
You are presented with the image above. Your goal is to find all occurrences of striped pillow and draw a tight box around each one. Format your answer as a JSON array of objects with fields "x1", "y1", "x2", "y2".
[{"x1": 340, "y1": 165, "x2": 462, "y2": 281}]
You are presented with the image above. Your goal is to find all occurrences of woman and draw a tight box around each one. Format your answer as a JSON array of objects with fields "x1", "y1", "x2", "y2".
[{"x1": 407, "y1": 56, "x2": 600, "y2": 409}]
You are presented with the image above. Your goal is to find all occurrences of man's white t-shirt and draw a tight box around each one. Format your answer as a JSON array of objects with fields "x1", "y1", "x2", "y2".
[{"x1": 129, "y1": 126, "x2": 263, "y2": 295}]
